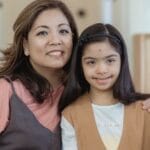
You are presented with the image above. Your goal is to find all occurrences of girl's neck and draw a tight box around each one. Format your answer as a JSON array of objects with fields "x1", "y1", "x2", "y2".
[{"x1": 89, "y1": 89, "x2": 118, "y2": 106}]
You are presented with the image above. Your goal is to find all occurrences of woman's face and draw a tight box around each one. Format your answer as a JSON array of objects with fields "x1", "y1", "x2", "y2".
[
  {"x1": 23, "y1": 8, "x2": 73, "y2": 73},
  {"x1": 81, "y1": 40, "x2": 121, "y2": 93}
]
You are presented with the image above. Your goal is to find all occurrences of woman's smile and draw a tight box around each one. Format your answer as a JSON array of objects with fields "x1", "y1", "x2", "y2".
[{"x1": 46, "y1": 50, "x2": 64, "y2": 57}]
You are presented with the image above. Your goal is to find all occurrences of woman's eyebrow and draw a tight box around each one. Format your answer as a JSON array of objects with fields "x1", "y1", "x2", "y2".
[
  {"x1": 58, "y1": 23, "x2": 70, "y2": 27},
  {"x1": 33, "y1": 25, "x2": 49, "y2": 30}
]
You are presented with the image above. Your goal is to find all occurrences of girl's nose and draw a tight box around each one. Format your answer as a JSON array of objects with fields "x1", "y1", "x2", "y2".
[{"x1": 96, "y1": 63, "x2": 108, "y2": 75}]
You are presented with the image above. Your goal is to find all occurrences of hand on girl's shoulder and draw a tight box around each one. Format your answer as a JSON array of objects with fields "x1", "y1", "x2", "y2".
[{"x1": 142, "y1": 98, "x2": 150, "y2": 112}]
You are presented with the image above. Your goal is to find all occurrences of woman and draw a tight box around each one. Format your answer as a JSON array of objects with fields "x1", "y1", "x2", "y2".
[{"x1": 0, "y1": 0, "x2": 78, "y2": 149}]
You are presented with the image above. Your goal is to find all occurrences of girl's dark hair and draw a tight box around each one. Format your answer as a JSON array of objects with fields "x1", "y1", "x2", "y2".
[
  {"x1": 59, "y1": 23, "x2": 150, "y2": 111},
  {"x1": 0, "y1": 0, "x2": 78, "y2": 103}
]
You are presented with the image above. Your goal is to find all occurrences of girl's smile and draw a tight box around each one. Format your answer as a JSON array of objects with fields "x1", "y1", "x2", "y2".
[{"x1": 93, "y1": 75, "x2": 113, "y2": 85}]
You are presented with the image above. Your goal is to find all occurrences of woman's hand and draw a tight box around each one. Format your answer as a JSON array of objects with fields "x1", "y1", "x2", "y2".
[{"x1": 142, "y1": 98, "x2": 150, "y2": 112}]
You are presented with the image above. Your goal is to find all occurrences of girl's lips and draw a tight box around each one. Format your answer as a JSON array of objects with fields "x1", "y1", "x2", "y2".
[
  {"x1": 94, "y1": 76, "x2": 112, "y2": 80},
  {"x1": 93, "y1": 76, "x2": 112, "y2": 85}
]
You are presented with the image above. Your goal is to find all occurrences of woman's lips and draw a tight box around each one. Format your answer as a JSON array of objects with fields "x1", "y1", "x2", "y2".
[{"x1": 46, "y1": 50, "x2": 64, "y2": 56}]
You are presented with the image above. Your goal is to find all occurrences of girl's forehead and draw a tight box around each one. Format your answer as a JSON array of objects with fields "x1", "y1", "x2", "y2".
[{"x1": 82, "y1": 41, "x2": 118, "y2": 56}]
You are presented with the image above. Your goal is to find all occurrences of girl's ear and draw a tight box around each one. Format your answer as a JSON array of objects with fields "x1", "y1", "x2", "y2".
[{"x1": 23, "y1": 38, "x2": 29, "y2": 56}]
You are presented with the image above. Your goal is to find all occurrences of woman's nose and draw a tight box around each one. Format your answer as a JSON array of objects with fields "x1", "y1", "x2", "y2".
[{"x1": 48, "y1": 32, "x2": 61, "y2": 45}]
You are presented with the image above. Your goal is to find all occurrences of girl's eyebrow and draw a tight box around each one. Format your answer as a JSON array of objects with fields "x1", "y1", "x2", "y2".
[
  {"x1": 82, "y1": 54, "x2": 119, "y2": 61},
  {"x1": 105, "y1": 54, "x2": 118, "y2": 58},
  {"x1": 82, "y1": 56, "x2": 95, "y2": 60},
  {"x1": 105, "y1": 54, "x2": 119, "y2": 59}
]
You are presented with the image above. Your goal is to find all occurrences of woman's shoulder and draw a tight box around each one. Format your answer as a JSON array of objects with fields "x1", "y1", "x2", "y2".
[
  {"x1": 0, "y1": 78, "x2": 26, "y2": 101},
  {"x1": 0, "y1": 78, "x2": 25, "y2": 94},
  {"x1": 0, "y1": 78, "x2": 12, "y2": 93},
  {"x1": 0, "y1": 78, "x2": 32, "y2": 101},
  {"x1": 12, "y1": 79, "x2": 34, "y2": 103}
]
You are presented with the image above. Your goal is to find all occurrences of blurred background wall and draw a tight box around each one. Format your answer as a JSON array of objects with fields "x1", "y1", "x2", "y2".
[{"x1": 0, "y1": 0, "x2": 150, "y2": 92}]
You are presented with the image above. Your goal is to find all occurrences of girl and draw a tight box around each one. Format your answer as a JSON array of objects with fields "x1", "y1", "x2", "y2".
[
  {"x1": 61, "y1": 23, "x2": 150, "y2": 150},
  {"x1": 0, "y1": 0, "x2": 78, "y2": 149}
]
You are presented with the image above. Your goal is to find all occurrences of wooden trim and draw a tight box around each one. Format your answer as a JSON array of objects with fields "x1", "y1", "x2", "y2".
[{"x1": 133, "y1": 34, "x2": 150, "y2": 93}]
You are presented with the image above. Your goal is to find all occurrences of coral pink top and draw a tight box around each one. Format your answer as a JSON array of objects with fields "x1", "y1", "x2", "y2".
[{"x1": 0, "y1": 78, "x2": 64, "y2": 133}]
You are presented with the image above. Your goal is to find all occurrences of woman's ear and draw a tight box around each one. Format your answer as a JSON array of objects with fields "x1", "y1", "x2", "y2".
[{"x1": 23, "y1": 39, "x2": 29, "y2": 56}]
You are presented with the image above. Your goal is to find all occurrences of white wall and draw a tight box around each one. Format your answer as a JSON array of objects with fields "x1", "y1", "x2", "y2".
[
  {"x1": 129, "y1": 0, "x2": 150, "y2": 35},
  {"x1": 63, "y1": 0, "x2": 101, "y2": 33},
  {"x1": 111, "y1": 0, "x2": 150, "y2": 70},
  {"x1": 128, "y1": 0, "x2": 150, "y2": 69},
  {"x1": 0, "y1": 0, "x2": 33, "y2": 49},
  {"x1": 0, "y1": 1, "x2": 3, "y2": 49},
  {"x1": 0, "y1": 0, "x2": 150, "y2": 63}
]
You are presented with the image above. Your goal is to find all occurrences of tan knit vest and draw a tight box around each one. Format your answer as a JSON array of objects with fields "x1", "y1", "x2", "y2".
[{"x1": 62, "y1": 93, "x2": 150, "y2": 150}]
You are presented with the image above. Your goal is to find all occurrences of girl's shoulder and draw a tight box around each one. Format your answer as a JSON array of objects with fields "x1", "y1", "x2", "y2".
[
  {"x1": 125, "y1": 100, "x2": 150, "y2": 118},
  {"x1": 125, "y1": 100, "x2": 143, "y2": 110},
  {"x1": 62, "y1": 93, "x2": 89, "y2": 115}
]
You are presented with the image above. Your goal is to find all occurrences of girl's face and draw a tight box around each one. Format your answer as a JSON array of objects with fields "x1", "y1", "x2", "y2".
[
  {"x1": 81, "y1": 40, "x2": 121, "y2": 93},
  {"x1": 23, "y1": 8, "x2": 73, "y2": 73}
]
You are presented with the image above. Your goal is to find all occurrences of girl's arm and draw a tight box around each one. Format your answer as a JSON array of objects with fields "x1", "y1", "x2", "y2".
[{"x1": 61, "y1": 116, "x2": 78, "y2": 150}]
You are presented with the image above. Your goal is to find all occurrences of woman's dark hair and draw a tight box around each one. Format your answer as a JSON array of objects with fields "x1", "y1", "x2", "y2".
[
  {"x1": 0, "y1": 0, "x2": 78, "y2": 103},
  {"x1": 59, "y1": 23, "x2": 150, "y2": 111}
]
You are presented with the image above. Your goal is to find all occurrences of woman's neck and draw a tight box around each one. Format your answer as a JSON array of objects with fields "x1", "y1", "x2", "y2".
[
  {"x1": 89, "y1": 89, "x2": 118, "y2": 105},
  {"x1": 46, "y1": 69, "x2": 64, "y2": 89},
  {"x1": 31, "y1": 63, "x2": 64, "y2": 89}
]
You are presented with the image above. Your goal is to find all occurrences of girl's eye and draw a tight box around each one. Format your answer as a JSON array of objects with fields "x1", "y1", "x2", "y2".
[
  {"x1": 86, "y1": 60, "x2": 96, "y2": 65},
  {"x1": 36, "y1": 31, "x2": 48, "y2": 36},
  {"x1": 106, "y1": 59, "x2": 116, "y2": 64}
]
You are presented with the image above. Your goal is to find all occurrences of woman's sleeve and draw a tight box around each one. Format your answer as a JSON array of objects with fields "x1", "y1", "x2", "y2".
[
  {"x1": 0, "y1": 79, "x2": 11, "y2": 133},
  {"x1": 61, "y1": 116, "x2": 78, "y2": 150}
]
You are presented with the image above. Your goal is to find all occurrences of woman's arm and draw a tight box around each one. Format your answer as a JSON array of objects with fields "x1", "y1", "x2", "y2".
[{"x1": 0, "y1": 79, "x2": 12, "y2": 133}]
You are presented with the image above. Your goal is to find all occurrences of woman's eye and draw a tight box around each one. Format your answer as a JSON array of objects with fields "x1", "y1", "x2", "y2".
[
  {"x1": 59, "y1": 29, "x2": 70, "y2": 35},
  {"x1": 36, "y1": 31, "x2": 48, "y2": 36}
]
